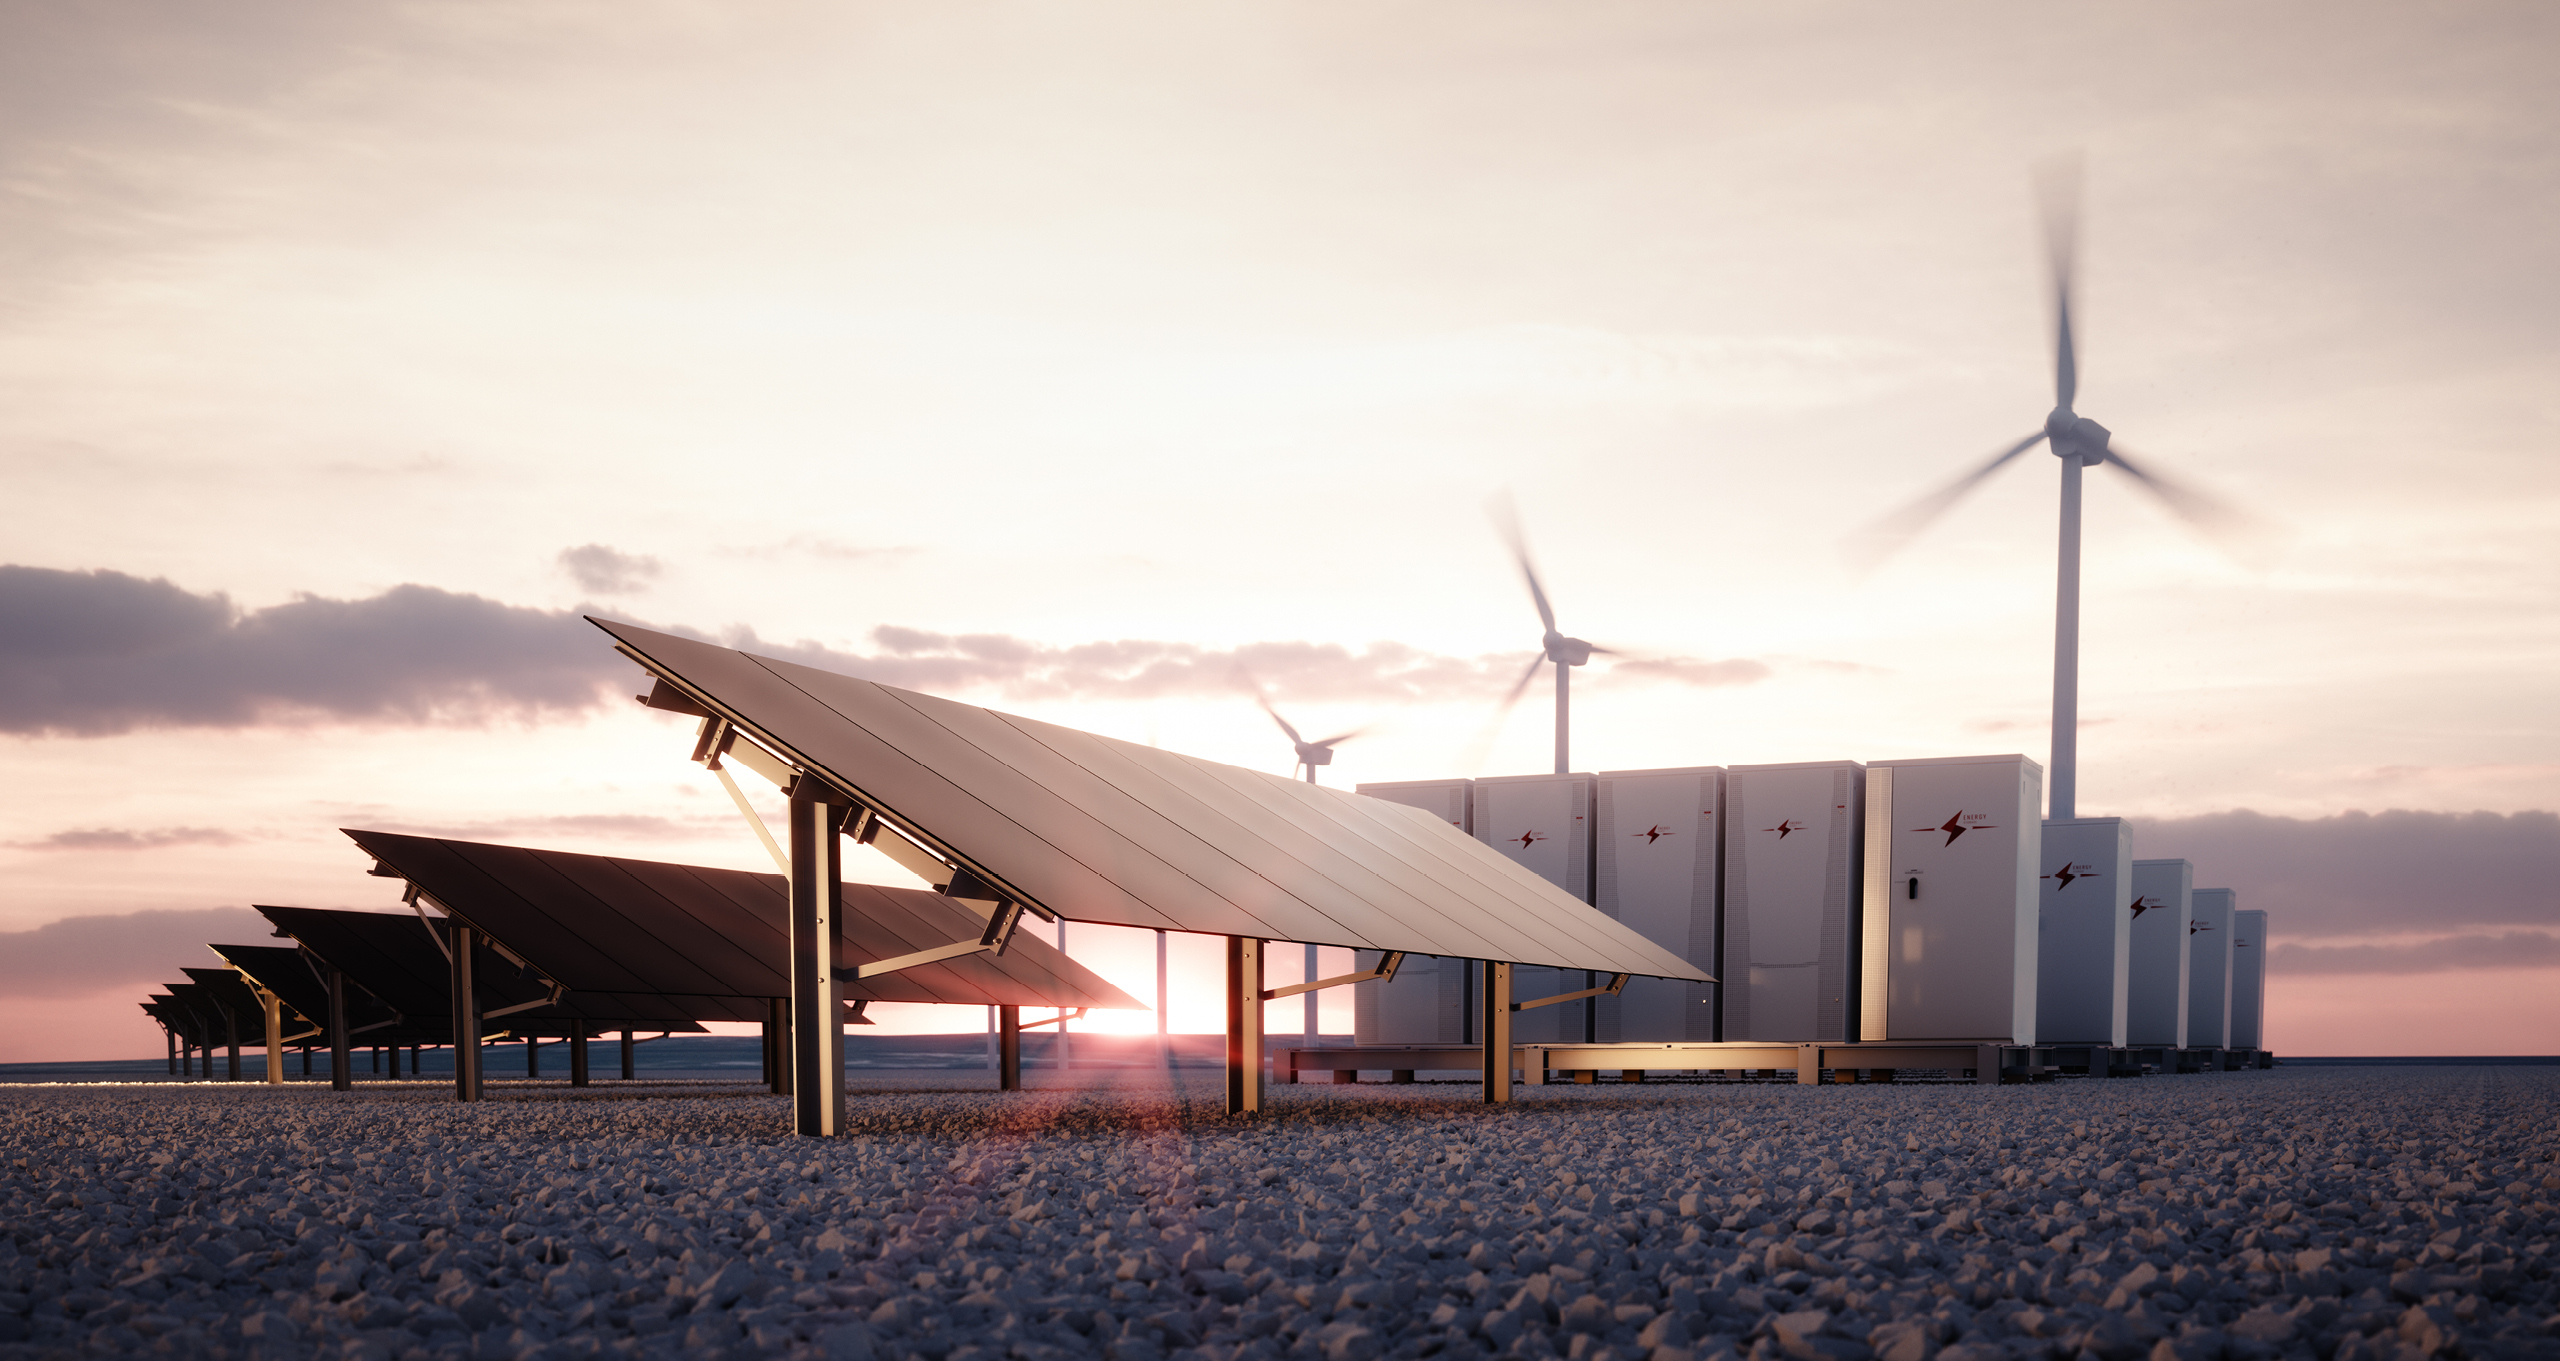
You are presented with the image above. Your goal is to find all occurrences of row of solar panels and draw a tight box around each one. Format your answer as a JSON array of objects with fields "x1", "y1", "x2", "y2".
[
  {"x1": 139, "y1": 829, "x2": 1144, "y2": 1069},
  {"x1": 147, "y1": 619, "x2": 1719, "y2": 1088}
]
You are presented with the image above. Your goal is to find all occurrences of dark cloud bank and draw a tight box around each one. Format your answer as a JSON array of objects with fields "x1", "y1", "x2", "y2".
[
  {"x1": 0, "y1": 565, "x2": 1763, "y2": 736},
  {"x1": 2141, "y1": 808, "x2": 2560, "y2": 974},
  {"x1": 0, "y1": 907, "x2": 279, "y2": 1000}
]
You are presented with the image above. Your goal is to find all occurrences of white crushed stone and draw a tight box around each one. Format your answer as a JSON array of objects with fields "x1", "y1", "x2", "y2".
[{"x1": 3, "y1": 1068, "x2": 2558, "y2": 1361}]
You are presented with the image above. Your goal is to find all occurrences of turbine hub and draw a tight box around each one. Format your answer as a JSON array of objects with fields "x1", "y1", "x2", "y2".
[
  {"x1": 2047, "y1": 409, "x2": 2111, "y2": 466},
  {"x1": 1296, "y1": 743, "x2": 1333, "y2": 766},
  {"x1": 1545, "y1": 633, "x2": 1594, "y2": 667}
]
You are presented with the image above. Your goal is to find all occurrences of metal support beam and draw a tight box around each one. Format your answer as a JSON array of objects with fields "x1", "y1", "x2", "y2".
[
  {"x1": 1509, "y1": 972, "x2": 1629, "y2": 1013},
  {"x1": 223, "y1": 1002, "x2": 242, "y2": 1082},
  {"x1": 788, "y1": 791, "x2": 846, "y2": 1136},
  {"x1": 451, "y1": 922, "x2": 483, "y2": 1102},
  {"x1": 621, "y1": 1029, "x2": 635, "y2": 1081},
  {"x1": 1225, "y1": 936, "x2": 1264, "y2": 1114},
  {"x1": 1155, "y1": 930, "x2": 1170, "y2": 1070},
  {"x1": 165, "y1": 1027, "x2": 176, "y2": 1077},
  {"x1": 1261, "y1": 952, "x2": 1404, "y2": 1000},
  {"x1": 570, "y1": 1022, "x2": 589, "y2": 1087},
  {"x1": 1481, "y1": 961, "x2": 1514, "y2": 1104},
  {"x1": 998, "y1": 1005, "x2": 1022, "y2": 1091},
  {"x1": 327, "y1": 968, "x2": 351, "y2": 1092},
  {"x1": 526, "y1": 1034, "x2": 541, "y2": 1079}
]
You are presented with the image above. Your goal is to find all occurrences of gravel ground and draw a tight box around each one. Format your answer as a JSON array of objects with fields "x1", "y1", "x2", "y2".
[{"x1": 3, "y1": 1066, "x2": 2556, "y2": 1361}]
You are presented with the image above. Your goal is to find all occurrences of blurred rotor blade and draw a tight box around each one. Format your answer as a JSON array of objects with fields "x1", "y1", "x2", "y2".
[
  {"x1": 1310, "y1": 729, "x2": 1367, "y2": 750},
  {"x1": 1845, "y1": 432, "x2": 2048, "y2": 572},
  {"x1": 1254, "y1": 692, "x2": 1303, "y2": 744},
  {"x1": 1489, "y1": 492, "x2": 1558, "y2": 633},
  {"x1": 2037, "y1": 155, "x2": 2084, "y2": 411},
  {"x1": 1584, "y1": 643, "x2": 1622, "y2": 657},
  {"x1": 1498, "y1": 653, "x2": 1544, "y2": 714},
  {"x1": 1456, "y1": 655, "x2": 1549, "y2": 778},
  {"x1": 2101, "y1": 446, "x2": 2274, "y2": 559}
]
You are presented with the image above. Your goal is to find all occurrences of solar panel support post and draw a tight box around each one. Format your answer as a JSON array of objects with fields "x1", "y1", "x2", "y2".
[
  {"x1": 620, "y1": 1029, "x2": 635, "y2": 1081},
  {"x1": 527, "y1": 1034, "x2": 541, "y2": 1079},
  {"x1": 570, "y1": 1022, "x2": 590, "y2": 1087},
  {"x1": 1304, "y1": 943, "x2": 1320, "y2": 1053},
  {"x1": 788, "y1": 789, "x2": 848, "y2": 1137},
  {"x1": 451, "y1": 923, "x2": 483, "y2": 1102},
  {"x1": 1225, "y1": 936, "x2": 1265, "y2": 1115},
  {"x1": 224, "y1": 1001, "x2": 242, "y2": 1082},
  {"x1": 998, "y1": 1005, "x2": 1022, "y2": 1091},
  {"x1": 327, "y1": 967, "x2": 352, "y2": 1092},
  {"x1": 1481, "y1": 961, "x2": 1514, "y2": 1104},
  {"x1": 164, "y1": 1027, "x2": 176, "y2": 1077}
]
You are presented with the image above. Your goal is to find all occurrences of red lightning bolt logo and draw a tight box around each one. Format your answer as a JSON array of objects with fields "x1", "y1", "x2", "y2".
[
  {"x1": 1764, "y1": 819, "x2": 1802, "y2": 839},
  {"x1": 1634, "y1": 825, "x2": 1673, "y2": 843},
  {"x1": 2045, "y1": 860, "x2": 2080, "y2": 891},
  {"x1": 1514, "y1": 830, "x2": 1546, "y2": 850},
  {"x1": 1912, "y1": 811, "x2": 1971, "y2": 846}
]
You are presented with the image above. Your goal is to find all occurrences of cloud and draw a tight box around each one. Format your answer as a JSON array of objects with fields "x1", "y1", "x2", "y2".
[
  {"x1": 738, "y1": 626, "x2": 1773, "y2": 706},
  {"x1": 555, "y1": 544, "x2": 660, "y2": 595},
  {"x1": 2140, "y1": 808, "x2": 2560, "y2": 945},
  {"x1": 2269, "y1": 930, "x2": 2560, "y2": 976},
  {"x1": 12, "y1": 827, "x2": 241, "y2": 851},
  {"x1": 0, "y1": 565, "x2": 623, "y2": 736},
  {"x1": 1601, "y1": 656, "x2": 1773, "y2": 688},
  {"x1": 0, "y1": 907, "x2": 279, "y2": 999},
  {"x1": 1, "y1": 564, "x2": 1774, "y2": 736}
]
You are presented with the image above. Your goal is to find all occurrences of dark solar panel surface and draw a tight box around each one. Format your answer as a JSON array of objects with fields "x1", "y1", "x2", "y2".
[
  {"x1": 344, "y1": 830, "x2": 1142, "y2": 1011},
  {"x1": 592, "y1": 619, "x2": 1705, "y2": 979},
  {"x1": 255, "y1": 906, "x2": 713, "y2": 1033}
]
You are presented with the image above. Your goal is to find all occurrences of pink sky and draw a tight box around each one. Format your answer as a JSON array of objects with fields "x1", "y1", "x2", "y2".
[{"x1": 2, "y1": 1, "x2": 2554, "y2": 1060}]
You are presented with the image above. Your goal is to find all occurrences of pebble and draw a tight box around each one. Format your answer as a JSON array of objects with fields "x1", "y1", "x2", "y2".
[{"x1": 2, "y1": 1067, "x2": 2557, "y2": 1360}]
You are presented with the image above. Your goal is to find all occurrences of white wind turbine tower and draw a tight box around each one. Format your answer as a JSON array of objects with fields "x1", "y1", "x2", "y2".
[
  {"x1": 1491, "y1": 498, "x2": 1625, "y2": 776},
  {"x1": 1857, "y1": 165, "x2": 2252, "y2": 819}
]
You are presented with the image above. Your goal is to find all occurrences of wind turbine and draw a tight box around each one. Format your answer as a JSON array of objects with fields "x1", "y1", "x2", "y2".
[
  {"x1": 1492, "y1": 500, "x2": 1621, "y2": 775},
  {"x1": 1856, "y1": 164, "x2": 2251, "y2": 821},
  {"x1": 1257, "y1": 693, "x2": 1364, "y2": 784}
]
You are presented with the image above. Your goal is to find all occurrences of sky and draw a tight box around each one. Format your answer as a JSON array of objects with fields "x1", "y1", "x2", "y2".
[{"x1": 2, "y1": 1, "x2": 2555, "y2": 1061}]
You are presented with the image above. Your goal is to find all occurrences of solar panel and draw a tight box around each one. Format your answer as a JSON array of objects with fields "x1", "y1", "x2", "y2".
[
  {"x1": 209, "y1": 943, "x2": 337, "y2": 1034},
  {"x1": 178, "y1": 967, "x2": 285, "y2": 1042},
  {"x1": 254, "y1": 906, "x2": 714, "y2": 1032},
  {"x1": 343, "y1": 830, "x2": 1142, "y2": 1012},
  {"x1": 593, "y1": 620, "x2": 1706, "y2": 982}
]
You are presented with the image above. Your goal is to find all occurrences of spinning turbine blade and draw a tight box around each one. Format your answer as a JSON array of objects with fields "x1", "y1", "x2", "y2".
[
  {"x1": 1254, "y1": 692, "x2": 1304, "y2": 744},
  {"x1": 2039, "y1": 158, "x2": 2083, "y2": 411},
  {"x1": 1310, "y1": 730, "x2": 1366, "y2": 750},
  {"x1": 2101, "y1": 446, "x2": 2265, "y2": 551},
  {"x1": 1490, "y1": 493, "x2": 1557, "y2": 633},
  {"x1": 1455, "y1": 655, "x2": 1549, "y2": 777},
  {"x1": 1846, "y1": 431, "x2": 2048, "y2": 571}
]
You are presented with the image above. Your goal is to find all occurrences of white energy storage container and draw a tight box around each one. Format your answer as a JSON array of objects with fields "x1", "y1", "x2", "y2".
[
  {"x1": 1351, "y1": 780, "x2": 1474, "y2": 1044},
  {"x1": 2188, "y1": 888, "x2": 2237, "y2": 1049},
  {"x1": 1474, "y1": 773, "x2": 1597, "y2": 1043},
  {"x1": 2126, "y1": 859, "x2": 2193, "y2": 1047},
  {"x1": 2036, "y1": 817, "x2": 2133, "y2": 1046},
  {"x1": 1594, "y1": 766, "x2": 1724, "y2": 1042},
  {"x1": 1859, "y1": 754, "x2": 2042, "y2": 1043},
  {"x1": 1722, "y1": 761, "x2": 1865, "y2": 1042},
  {"x1": 2230, "y1": 908, "x2": 2268, "y2": 1051}
]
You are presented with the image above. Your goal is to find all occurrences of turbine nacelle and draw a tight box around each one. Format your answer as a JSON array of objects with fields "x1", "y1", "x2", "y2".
[
  {"x1": 2045, "y1": 408, "x2": 2111, "y2": 466},
  {"x1": 1542, "y1": 631, "x2": 1594, "y2": 667},
  {"x1": 1293, "y1": 741, "x2": 1336, "y2": 768}
]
